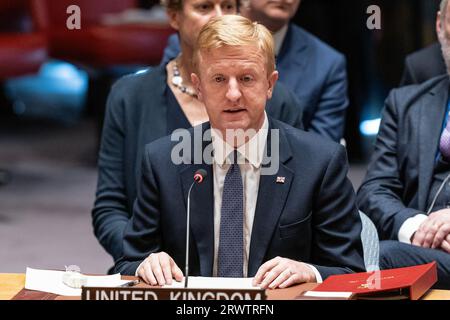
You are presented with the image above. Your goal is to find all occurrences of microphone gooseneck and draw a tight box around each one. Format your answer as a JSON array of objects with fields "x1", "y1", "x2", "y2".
[{"x1": 185, "y1": 169, "x2": 207, "y2": 288}]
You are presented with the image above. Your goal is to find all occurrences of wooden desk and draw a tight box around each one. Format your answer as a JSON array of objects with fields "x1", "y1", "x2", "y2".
[
  {"x1": 0, "y1": 274, "x2": 25, "y2": 300},
  {"x1": 2, "y1": 274, "x2": 450, "y2": 300}
]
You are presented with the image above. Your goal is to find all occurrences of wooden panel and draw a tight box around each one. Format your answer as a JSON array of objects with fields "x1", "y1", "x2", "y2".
[
  {"x1": 0, "y1": 274, "x2": 25, "y2": 300},
  {"x1": 422, "y1": 289, "x2": 450, "y2": 300}
]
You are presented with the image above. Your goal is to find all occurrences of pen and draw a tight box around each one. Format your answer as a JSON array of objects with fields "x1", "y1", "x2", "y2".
[{"x1": 119, "y1": 279, "x2": 140, "y2": 287}]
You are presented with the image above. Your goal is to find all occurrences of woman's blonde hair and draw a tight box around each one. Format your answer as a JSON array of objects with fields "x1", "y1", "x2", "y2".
[{"x1": 194, "y1": 15, "x2": 275, "y2": 75}]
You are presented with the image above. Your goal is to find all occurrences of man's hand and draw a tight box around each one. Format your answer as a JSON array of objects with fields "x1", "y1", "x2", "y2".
[
  {"x1": 441, "y1": 235, "x2": 450, "y2": 253},
  {"x1": 412, "y1": 209, "x2": 450, "y2": 250},
  {"x1": 137, "y1": 252, "x2": 184, "y2": 286},
  {"x1": 252, "y1": 257, "x2": 316, "y2": 289}
]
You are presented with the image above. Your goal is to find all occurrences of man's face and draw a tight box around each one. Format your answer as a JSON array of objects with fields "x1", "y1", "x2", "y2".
[
  {"x1": 192, "y1": 46, "x2": 278, "y2": 137},
  {"x1": 437, "y1": 2, "x2": 450, "y2": 73},
  {"x1": 244, "y1": 0, "x2": 301, "y2": 29},
  {"x1": 168, "y1": 0, "x2": 237, "y2": 49}
]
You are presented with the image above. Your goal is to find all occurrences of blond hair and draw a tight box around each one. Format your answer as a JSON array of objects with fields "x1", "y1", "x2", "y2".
[{"x1": 194, "y1": 15, "x2": 276, "y2": 75}]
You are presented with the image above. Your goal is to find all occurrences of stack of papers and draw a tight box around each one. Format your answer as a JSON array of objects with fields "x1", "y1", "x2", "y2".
[{"x1": 25, "y1": 267, "x2": 131, "y2": 296}]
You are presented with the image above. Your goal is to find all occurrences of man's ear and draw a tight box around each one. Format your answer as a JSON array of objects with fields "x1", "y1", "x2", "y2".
[
  {"x1": 437, "y1": 11, "x2": 442, "y2": 35},
  {"x1": 191, "y1": 73, "x2": 203, "y2": 101},
  {"x1": 267, "y1": 71, "x2": 279, "y2": 99},
  {"x1": 167, "y1": 9, "x2": 180, "y2": 31}
]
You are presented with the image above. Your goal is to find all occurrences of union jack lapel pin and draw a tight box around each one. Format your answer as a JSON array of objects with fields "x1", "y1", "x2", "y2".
[{"x1": 276, "y1": 176, "x2": 286, "y2": 184}]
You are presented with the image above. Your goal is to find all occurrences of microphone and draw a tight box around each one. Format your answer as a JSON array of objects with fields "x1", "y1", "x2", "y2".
[{"x1": 185, "y1": 169, "x2": 207, "y2": 288}]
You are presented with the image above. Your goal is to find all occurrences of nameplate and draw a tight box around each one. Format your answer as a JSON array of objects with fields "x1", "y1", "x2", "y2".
[{"x1": 81, "y1": 287, "x2": 266, "y2": 300}]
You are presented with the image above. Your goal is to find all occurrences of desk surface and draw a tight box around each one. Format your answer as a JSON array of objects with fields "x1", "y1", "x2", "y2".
[
  {"x1": 0, "y1": 274, "x2": 25, "y2": 300},
  {"x1": 1, "y1": 274, "x2": 449, "y2": 300}
]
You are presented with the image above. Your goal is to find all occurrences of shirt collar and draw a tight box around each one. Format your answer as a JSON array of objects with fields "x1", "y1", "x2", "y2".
[
  {"x1": 273, "y1": 24, "x2": 289, "y2": 56},
  {"x1": 211, "y1": 113, "x2": 269, "y2": 168}
]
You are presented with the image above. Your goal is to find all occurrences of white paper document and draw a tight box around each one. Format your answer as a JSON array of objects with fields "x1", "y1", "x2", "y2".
[
  {"x1": 25, "y1": 267, "x2": 130, "y2": 296},
  {"x1": 164, "y1": 277, "x2": 261, "y2": 290}
]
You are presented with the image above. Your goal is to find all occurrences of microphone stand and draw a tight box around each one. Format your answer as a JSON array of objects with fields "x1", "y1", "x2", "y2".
[{"x1": 185, "y1": 180, "x2": 196, "y2": 288}]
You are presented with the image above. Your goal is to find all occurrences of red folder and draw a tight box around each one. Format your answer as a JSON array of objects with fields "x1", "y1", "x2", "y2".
[{"x1": 303, "y1": 262, "x2": 437, "y2": 300}]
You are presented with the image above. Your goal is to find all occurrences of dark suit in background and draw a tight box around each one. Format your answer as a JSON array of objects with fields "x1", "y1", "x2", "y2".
[
  {"x1": 92, "y1": 64, "x2": 304, "y2": 263},
  {"x1": 115, "y1": 118, "x2": 365, "y2": 278},
  {"x1": 400, "y1": 42, "x2": 446, "y2": 86},
  {"x1": 161, "y1": 23, "x2": 349, "y2": 143},
  {"x1": 357, "y1": 75, "x2": 450, "y2": 288}
]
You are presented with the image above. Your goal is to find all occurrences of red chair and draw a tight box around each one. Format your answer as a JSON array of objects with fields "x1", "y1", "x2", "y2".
[
  {"x1": 0, "y1": 0, "x2": 48, "y2": 186},
  {"x1": 0, "y1": 33, "x2": 47, "y2": 79},
  {"x1": 0, "y1": 0, "x2": 47, "y2": 79},
  {"x1": 29, "y1": 0, "x2": 175, "y2": 149},
  {"x1": 29, "y1": 0, "x2": 174, "y2": 67}
]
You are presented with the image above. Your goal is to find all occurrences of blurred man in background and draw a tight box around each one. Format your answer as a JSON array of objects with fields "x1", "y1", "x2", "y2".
[
  {"x1": 239, "y1": 0, "x2": 348, "y2": 142},
  {"x1": 358, "y1": 0, "x2": 450, "y2": 288}
]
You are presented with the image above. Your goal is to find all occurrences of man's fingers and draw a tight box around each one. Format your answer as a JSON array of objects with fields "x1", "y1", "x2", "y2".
[
  {"x1": 142, "y1": 260, "x2": 158, "y2": 286},
  {"x1": 268, "y1": 268, "x2": 292, "y2": 289},
  {"x1": 441, "y1": 239, "x2": 450, "y2": 253},
  {"x1": 414, "y1": 219, "x2": 430, "y2": 247},
  {"x1": 260, "y1": 263, "x2": 286, "y2": 289},
  {"x1": 412, "y1": 229, "x2": 425, "y2": 247},
  {"x1": 419, "y1": 220, "x2": 436, "y2": 247},
  {"x1": 422, "y1": 231, "x2": 435, "y2": 248},
  {"x1": 138, "y1": 252, "x2": 183, "y2": 286},
  {"x1": 149, "y1": 254, "x2": 166, "y2": 285},
  {"x1": 422, "y1": 224, "x2": 439, "y2": 248},
  {"x1": 137, "y1": 265, "x2": 149, "y2": 284},
  {"x1": 171, "y1": 258, "x2": 184, "y2": 282},
  {"x1": 432, "y1": 224, "x2": 450, "y2": 249},
  {"x1": 159, "y1": 253, "x2": 174, "y2": 285},
  {"x1": 253, "y1": 257, "x2": 281, "y2": 285},
  {"x1": 279, "y1": 274, "x2": 301, "y2": 289}
]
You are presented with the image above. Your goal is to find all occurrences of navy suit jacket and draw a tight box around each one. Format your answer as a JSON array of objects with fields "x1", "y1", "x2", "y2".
[
  {"x1": 357, "y1": 75, "x2": 449, "y2": 240},
  {"x1": 114, "y1": 118, "x2": 365, "y2": 279},
  {"x1": 400, "y1": 42, "x2": 446, "y2": 86},
  {"x1": 92, "y1": 64, "x2": 304, "y2": 262},
  {"x1": 161, "y1": 23, "x2": 349, "y2": 142}
]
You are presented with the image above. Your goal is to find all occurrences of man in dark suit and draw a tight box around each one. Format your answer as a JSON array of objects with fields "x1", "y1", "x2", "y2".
[
  {"x1": 358, "y1": 0, "x2": 450, "y2": 289},
  {"x1": 115, "y1": 15, "x2": 364, "y2": 288},
  {"x1": 161, "y1": 1, "x2": 349, "y2": 143},
  {"x1": 240, "y1": 0, "x2": 348, "y2": 143},
  {"x1": 357, "y1": 75, "x2": 450, "y2": 288}
]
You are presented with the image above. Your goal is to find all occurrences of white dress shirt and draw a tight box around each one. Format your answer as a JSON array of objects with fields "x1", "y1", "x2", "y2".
[{"x1": 398, "y1": 214, "x2": 428, "y2": 244}]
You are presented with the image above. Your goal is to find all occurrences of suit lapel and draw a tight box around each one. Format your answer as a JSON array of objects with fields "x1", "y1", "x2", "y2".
[
  {"x1": 277, "y1": 24, "x2": 308, "y2": 84},
  {"x1": 248, "y1": 121, "x2": 293, "y2": 276},
  {"x1": 179, "y1": 124, "x2": 215, "y2": 276},
  {"x1": 418, "y1": 80, "x2": 449, "y2": 211}
]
